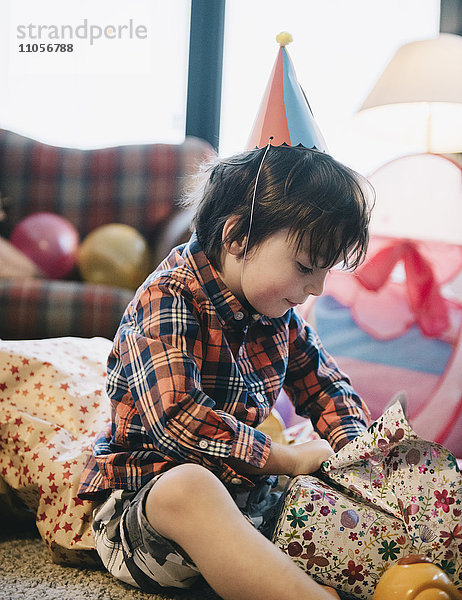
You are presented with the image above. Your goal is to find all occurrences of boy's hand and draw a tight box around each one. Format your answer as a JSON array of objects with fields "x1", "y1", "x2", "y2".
[
  {"x1": 226, "y1": 438, "x2": 334, "y2": 477},
  {"x1": 287, "y1": 439, "x2": 334, "y2": 476}
]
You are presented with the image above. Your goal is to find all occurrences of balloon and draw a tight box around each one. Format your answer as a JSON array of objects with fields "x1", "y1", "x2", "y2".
[
  {"x1": 10, "y1": 212, "x2": 79, "y2": 279},
  {"x1": 78, "y1": 223, "x2": 151, "y2": 290},
  {"x1": 274, "y1": 390, "x2": 306, "y2": 428},
  {"x1": 257, "y1": 409, "x2": 286, "y2": 444},
  {"x1": 0, "y1": 236, "x2": 44, "y2": 278}
]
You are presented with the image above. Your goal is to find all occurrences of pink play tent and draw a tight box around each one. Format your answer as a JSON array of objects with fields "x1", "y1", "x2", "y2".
[{"x1": 294, "y1": 153, "x2": 462, "y2": 457}]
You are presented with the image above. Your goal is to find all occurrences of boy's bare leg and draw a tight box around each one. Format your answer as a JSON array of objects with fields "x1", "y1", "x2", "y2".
[{"x1": 145, "y1": 463, "x2": 338, "y2": 600}]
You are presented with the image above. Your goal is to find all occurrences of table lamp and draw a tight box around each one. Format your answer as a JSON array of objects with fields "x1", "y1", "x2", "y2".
[{"x1": 357, "y1": 33, "x2": 462, "y2": 153}]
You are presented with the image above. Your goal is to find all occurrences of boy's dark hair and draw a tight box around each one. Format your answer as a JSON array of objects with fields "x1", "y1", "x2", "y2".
[{"x1": 185, "y1": 145, "x2": 374, "y2": 271}]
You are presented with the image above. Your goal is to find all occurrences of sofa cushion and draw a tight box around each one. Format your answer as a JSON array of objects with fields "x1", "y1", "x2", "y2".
[
  {"x1": 0, "y1": 279, "x2": 133, "y2": 340},
  {"x1": 0, "y1": 129, "x2": 213, "y2": 241}
]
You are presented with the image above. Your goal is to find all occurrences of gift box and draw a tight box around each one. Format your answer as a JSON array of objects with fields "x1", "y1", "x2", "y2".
[
  {"x1": 272, "y1": 401, "x2": 462, "y2": 599},
  {"x1": 0, "y1": 336, "x2": 112, "y2": 565}
]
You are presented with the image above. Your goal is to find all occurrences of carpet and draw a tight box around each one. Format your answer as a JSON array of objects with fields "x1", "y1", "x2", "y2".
[
  {"x1": 0, "y1": 519, "x2": 364, "y2": 600},
  {"x1": 0, "y1": 524, "x2": 221, "y2": 600}
]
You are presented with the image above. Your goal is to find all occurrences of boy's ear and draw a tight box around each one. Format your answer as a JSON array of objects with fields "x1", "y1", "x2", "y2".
[{"x1": 222, "y1": 215, "x2": 246, "y2": 255}]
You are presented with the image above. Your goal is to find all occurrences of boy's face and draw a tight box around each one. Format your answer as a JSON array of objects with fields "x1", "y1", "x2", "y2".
[{"x1": 220, "y1": 225, "x2": 330, "y2": 318}]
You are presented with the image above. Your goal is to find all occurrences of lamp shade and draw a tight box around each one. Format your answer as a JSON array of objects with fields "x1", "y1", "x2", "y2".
[{"x1": 358, "y1": 34, "x2": 462, "y2": 153}]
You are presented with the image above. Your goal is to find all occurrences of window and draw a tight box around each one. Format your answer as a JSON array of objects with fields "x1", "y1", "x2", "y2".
[
  {"x1": 0, "y1": 0, "x2": 190, "y2": 148},
  {"x1": 1, "y1": 0, "x2": 441, "y2": 169}
]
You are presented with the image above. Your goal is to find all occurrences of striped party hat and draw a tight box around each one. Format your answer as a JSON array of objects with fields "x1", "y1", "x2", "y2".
[{"x1": 246, "y1": 32, "x2": 328, "y2": 151}]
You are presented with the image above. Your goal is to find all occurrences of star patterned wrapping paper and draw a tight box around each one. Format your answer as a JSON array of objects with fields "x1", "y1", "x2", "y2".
[
  {"x1": 272, "y1": 401, "x2": 462, "y2": 599},
  {"x1": 0, "y1": 336, "x2": 112, "y2": 565}
]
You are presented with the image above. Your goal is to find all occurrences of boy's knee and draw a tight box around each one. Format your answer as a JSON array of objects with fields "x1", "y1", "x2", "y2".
[{"x1": 145, "y1": 464, "x2": 224, "y2": 534}]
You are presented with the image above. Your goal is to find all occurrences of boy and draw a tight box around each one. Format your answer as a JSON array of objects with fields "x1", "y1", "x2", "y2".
[{"x1": 79, "y1": 144, "x2": 373, "y2": 600}]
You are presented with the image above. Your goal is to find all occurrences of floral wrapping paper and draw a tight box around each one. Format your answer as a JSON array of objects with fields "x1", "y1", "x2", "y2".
[{"x1": 272, "y1": 401, "x2": 462, "y2": 599}]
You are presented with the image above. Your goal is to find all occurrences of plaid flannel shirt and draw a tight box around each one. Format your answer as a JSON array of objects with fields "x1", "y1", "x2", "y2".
[{"x1": 78, "y1": 233, "x2": 370, "y2": 498}]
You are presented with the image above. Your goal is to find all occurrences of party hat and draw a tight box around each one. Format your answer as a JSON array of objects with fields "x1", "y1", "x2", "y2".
[{"x1": 246, "y1": 32, "x2": 328, "y2": 151}]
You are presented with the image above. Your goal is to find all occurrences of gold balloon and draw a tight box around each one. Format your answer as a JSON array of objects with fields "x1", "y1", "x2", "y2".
[
  {"x1": 78, "y1": 224, "x2": 151, "y2": 290},
  {"x1": 257, "y1": 409, "x2": 286, "y2": 445}
]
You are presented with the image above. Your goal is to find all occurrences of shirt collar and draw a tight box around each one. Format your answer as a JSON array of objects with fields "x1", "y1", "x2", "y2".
[{"x1": 181, "y1": 233, "x2": 261, "y2": 328}]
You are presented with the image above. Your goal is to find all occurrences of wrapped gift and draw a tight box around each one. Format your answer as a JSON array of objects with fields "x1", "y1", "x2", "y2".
[
  {"x1": 0, "y1": 336, "x2": 112, "y2": 565},
  {"x1": 272, "y1": 401, "x2": 462, "y2": 600}
]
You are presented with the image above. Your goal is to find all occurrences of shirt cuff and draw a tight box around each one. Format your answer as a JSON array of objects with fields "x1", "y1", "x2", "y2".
[
  {"x1": 214, "y1": 410, "x2": 272, "y2": 468},
  {"x1": 163, "y1": 410, "x2": 271, "y2": 469}
]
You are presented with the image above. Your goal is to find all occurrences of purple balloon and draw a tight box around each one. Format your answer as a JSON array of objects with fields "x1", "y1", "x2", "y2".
[
  {"x1": 275, "y1": 391, "x2": 305, "y2": 428},
  {"x1": 10, "y1": 212, "x2": 79, "y2": 279}
]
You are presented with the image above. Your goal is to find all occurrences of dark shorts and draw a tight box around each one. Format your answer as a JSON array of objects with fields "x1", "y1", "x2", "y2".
[{"x1": 93, "y1": 472, "x2": 283, "y2": 592}]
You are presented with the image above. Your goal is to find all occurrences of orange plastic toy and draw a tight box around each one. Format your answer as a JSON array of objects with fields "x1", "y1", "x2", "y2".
[{"x1": 373, "y1": 555, "x2": 462, "y2": 600}]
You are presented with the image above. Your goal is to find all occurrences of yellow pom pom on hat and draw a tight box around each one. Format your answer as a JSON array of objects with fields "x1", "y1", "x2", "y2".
[
  {"x1": 246, "y1": 32, "x2": 328, "y2": 151},
  {"x1": 275, "y1": 31, "x2": 293, "y2": 47}
]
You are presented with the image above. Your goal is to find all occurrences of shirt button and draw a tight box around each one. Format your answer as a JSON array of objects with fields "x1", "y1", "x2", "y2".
[
  {"x1": 255, "y1": 392, "x2": 265, "y2": 403},
  {"x1": 198, "y1": 439, "x2": 209, "y2": 449},
  {"x1": 234, "y1": 311, "x2": 244, "y2": 321},
  {"x1": 231, "y1": 477, "x2": 242, "y2": 485}
]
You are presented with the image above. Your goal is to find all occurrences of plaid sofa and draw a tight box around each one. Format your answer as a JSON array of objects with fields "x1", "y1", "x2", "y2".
[{"x1": 0, "y1": 128, "x2": 215, "y2": 340}]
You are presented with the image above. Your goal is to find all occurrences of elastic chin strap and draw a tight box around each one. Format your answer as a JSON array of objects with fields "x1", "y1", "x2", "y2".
[{"x1": 240, "y1": 137, "x2": 273, "y2": 294}]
